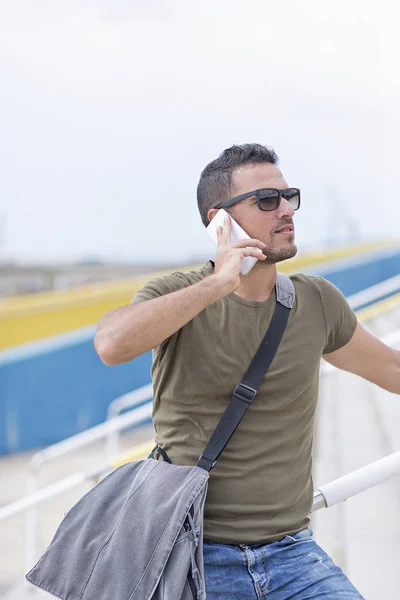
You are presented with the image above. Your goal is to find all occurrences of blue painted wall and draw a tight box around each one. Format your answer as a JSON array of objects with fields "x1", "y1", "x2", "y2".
[
  {"x1": 0, "y1": 345, "x2": 152, "y2": 454},
  {"x1": 312, "y1": 249, "x2": 400, "y2": 302}
]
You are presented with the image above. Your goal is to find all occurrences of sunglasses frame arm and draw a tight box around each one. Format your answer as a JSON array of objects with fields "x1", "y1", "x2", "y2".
[{"x1": 215, "y1": 191, "x2": 256, "y2": 209}]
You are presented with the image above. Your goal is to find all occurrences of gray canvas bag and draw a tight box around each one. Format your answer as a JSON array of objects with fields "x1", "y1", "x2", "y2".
[
  {"x1": 26, "y1": 272, "x2": 295, "y2": 600},
  {"x1": 27, "y1": 459, "x2": 209, "y2": 600}
]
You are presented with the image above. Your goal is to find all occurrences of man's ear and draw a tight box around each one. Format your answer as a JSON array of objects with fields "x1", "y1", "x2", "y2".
[{"x1": 207, "y1": 208, "x2": 219, "y2": 224}]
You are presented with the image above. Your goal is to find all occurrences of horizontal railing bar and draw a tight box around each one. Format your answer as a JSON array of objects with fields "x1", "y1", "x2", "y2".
[
  {"x1": 3, "y1": 447, "x2": 400, "y2": 521},
  {"x1": 312, "y1": 449, "x2": 400, "y2": 510},
  {"x1": 30, "y1": 403, "x2": 152, "y2": 468},
  {"x1": 0, "y1": 442, "x2": 154, "y2": 521},
  {"x1": 107, "y1": 384, "x2": 153, "y2": 419},
  {"x1": 347, "y1": 274, "x2": 400, "y2": 310}
]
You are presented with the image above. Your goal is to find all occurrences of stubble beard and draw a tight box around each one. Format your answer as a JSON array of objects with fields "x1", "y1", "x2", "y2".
[{"x1": 261, "y1": 236, "x2": 298, "y2": 265}]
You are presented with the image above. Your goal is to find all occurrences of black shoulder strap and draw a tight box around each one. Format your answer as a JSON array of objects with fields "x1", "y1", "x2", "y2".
[{"x1": 197, "y1": 272, "x2": 295, "y2": 472}]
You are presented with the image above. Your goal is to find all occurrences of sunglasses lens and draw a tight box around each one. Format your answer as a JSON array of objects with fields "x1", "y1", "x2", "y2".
[
  {"x1": 258, "y1": 189, "x2": 280, "y2": 211},
  {"x1": 282, "y1": 188, "x2": 300, "y2": 210}
]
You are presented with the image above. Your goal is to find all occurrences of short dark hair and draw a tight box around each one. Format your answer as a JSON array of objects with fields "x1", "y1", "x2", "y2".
[{"x1": 197, "y1": 143, "x2": 279, "y2": 226}]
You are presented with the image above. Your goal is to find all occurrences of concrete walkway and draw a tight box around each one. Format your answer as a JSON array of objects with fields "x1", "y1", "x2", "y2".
[{"x1": 1, "y1": 308, "x2": 400, "y2": 599}]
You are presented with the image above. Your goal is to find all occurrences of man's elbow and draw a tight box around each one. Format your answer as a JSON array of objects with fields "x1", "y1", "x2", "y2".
[
  {"x1": 94, "y1": 331, "x2": 140, "y2": 366},
  {"x1": 94, "y1": 334, "x2": 122, "y2": 366}
]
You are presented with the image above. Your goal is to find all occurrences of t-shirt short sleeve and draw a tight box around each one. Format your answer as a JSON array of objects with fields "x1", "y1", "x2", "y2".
[
  {"x1": 130, "y1": 270, "x2": 202, "y2": 351},
  {"x1": 311, "y1": 276, "x2": 358, "y2": 354},
  {"x1": 130, "y1": 272, "x2": 192, "y2": 305}
]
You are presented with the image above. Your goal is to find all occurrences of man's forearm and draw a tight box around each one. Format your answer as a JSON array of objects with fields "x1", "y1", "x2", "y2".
[{"x1": 94, "y1": 274, "x2": 231, "y2": 366}]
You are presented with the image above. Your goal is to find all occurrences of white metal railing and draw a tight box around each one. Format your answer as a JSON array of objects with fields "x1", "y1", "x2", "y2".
[
  {"x1": 19, "y1": 323, "x2": 400, "y2": 576},
  {"x1": 2, "y1": 449, "x2": 400, "y2": 537},
  {"x1": 106, "y1": 384, "x2": 153, "y2": 457},
  {"x1": 3, "y1": 448, "x2": 398, "y2": 593},
  {"x1": 346, "y1": 273, "x2": 400, "y2": 310},
  {"x1": 312, "y1": 449, "x2": 400, "y2": 511},
  {"x1": 1, "y1": 274, "x2": 399, "y2": 583},
  {"x1": 24, "y1": 274, "x2": 400, "y2": 517},
  {"x1": 25, "y1": 402, "x2": 152, "y2": 576},
  {"x1": 0, "y1": 441, "x2": 155, "y2": 523}
]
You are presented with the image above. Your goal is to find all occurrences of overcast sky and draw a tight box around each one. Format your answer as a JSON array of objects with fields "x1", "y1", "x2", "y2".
[{"x1": 0, "y1": 0, "x2": 398, "y2": 264}]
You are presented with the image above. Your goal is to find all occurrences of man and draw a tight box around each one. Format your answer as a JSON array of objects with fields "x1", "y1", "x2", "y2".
[{"x1": 95, "y1": 144, "x2": 399, "y2": 599}]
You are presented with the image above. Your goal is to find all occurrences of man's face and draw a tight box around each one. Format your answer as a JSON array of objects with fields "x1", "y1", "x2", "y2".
[{"x1": 228, "y1": 162, "x2": 298, "y2": 265}]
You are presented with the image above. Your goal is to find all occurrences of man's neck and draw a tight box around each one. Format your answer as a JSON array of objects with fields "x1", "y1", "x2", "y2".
[{"x1": 233, "y1": 263, "x2": 277, "y2": 302}]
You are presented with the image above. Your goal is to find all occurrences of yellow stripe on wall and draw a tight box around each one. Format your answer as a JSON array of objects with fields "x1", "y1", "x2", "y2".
[
  {"x1": 0, "y1": 267, "x2": 189, "y2": 350},
  {"x1": 0, "y1": 241, "x2": 396, "y2": 351}
]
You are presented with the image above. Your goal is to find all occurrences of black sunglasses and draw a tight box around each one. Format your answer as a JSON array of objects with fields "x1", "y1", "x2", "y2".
[{"x1": 215, "y1": 187, "x2": 301, "y2": 212}]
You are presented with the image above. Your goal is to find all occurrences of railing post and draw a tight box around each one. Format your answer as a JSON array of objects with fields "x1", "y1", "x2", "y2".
[
  {"x1": 25, "y1": 455, "x2": 44, "y2": 577},
  {"x1": 106, "y1": 384, "x2": 153, "y2": 459}
]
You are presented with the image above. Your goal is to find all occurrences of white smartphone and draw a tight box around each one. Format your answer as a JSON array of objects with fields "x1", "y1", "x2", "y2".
[{"x1": 206, "y1": 209, "x2": 262, "y2": 275}]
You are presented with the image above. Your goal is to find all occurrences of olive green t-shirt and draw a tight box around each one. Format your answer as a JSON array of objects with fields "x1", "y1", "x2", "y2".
[{"x1": 131, "y1": 260, "x2": 357, "y2": 544}]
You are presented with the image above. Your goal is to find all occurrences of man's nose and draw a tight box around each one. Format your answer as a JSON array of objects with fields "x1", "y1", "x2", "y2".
[{"x1": 277, "y1": 197, "x2": 295, "y2": 218}]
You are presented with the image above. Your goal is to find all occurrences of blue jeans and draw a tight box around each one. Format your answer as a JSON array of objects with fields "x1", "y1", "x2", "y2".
[{"x1": 203, "y1": 528, "x2": 365, "y2": 599}]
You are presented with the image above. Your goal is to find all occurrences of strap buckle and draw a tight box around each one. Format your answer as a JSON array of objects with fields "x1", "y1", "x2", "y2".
[{"x1": 233, "y1": 383, "x2": 257, "y2": 404}]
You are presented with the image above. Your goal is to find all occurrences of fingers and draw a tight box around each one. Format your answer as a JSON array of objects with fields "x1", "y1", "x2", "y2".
[
  {"x1": 216, "y1": 214, "x2": 231, "y2": 245},
  {"x1": 241, "y1": 247, "x2": 267, "y2": 259},
  {"x1": 217, "y1": 213, "x2": 265, "y2": 252},
  {"x1": 232, "y1": 239, "x2": 266, "y2": 250}
]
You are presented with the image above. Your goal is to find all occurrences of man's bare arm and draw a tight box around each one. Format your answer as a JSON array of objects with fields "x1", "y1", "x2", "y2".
[
  {"x1": 94, "y1": 275, "x2": 231, "y2": 366},
  {"x1": 94, "y1": 216, "x2": 267, "y2": 366},
  {"x1": 323, "y1": 322, "x2": 400, "y2": 394}
]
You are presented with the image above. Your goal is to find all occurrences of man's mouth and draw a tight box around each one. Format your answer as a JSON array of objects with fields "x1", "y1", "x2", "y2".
[{"x1": 275, "y1": 225, "x2": 294, "y2": 235}]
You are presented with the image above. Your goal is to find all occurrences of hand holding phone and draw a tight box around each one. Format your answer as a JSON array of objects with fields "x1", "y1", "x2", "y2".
[{"x1": 206, "y1": 209, "x2": 266, "y2": 275}]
